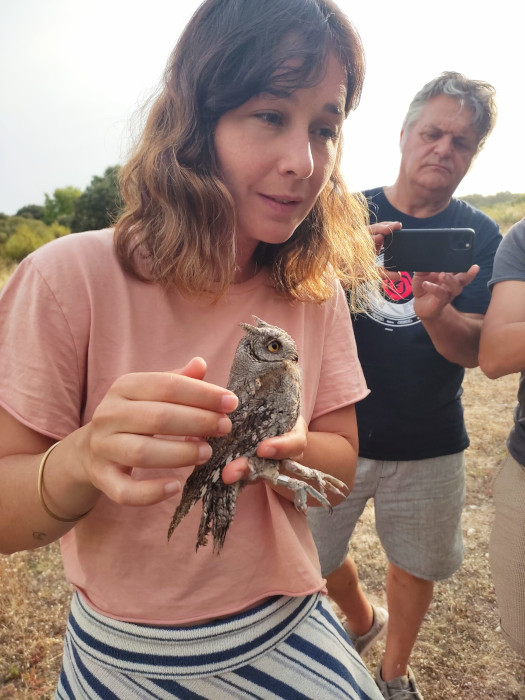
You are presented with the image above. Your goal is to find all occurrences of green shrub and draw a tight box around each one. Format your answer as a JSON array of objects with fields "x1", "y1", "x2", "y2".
[{"x1": 3, "y1": 223, "x2": 54, "y2": 262}]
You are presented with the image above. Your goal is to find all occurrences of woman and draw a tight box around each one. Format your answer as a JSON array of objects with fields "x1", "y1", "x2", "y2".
[{"x1": 0, "y1": 1, "x2": 382, "y2": 697}]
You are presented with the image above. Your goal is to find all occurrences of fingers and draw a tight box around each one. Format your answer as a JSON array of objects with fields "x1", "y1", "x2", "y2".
[
  {"x1": 82, "y1": 361, "x2": 240, "y2": 505},
  {"x1": 91, "y1": 433, "x2": 213, "y2": 473},
  {"x1": 95, "y1": 370, "x2": 237, "y2": 437},
  {"x1": 176, "y1": 356, "x2": 208, "y2": 381},
  {"x1": 378, "y1": 267, "x2": 401, "y2": 282},
  {"x1": 257, "y1": 416, "x2": 308, "y2": 460},
  {"x1": 112, "y1": 369, "x2": 237, "y2": 413},
  {"x1": 420, "y1": 266, "x2": 478, "y2": 299},
  {"x1": 222, "y1": 457, "x2": 250, "y2": 484},
  {"x1": 414, "y1": 265, "x2": 480, "y2": 321},
  {"x1": 221, "y1": 417, "x2": 309, "y2": 486},
  {"x1": 92, "y1": 394, "x2": 233, "y2": 444},
  {"x1": 369, "y1": 221, "x2": 402, "y2": 254},
  {"x1": 463, "y1": 264, "x2": 480, "y2": 284},
  {"x1": 368, "y1": 221, "x2": 402, "y2": 236},
  {"x1": 91, "y1": 461, "x2": 183, "y2": 507}
]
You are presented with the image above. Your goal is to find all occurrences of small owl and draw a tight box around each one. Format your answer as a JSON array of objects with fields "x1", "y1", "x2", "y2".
[{"x1": 167, "y1": 316, "x2": 346, "y2": 552}]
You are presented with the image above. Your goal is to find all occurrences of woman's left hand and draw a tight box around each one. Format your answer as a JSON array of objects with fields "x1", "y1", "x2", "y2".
[{"x1": 221, "y1": 416, "x2": 308, "y2": 484}]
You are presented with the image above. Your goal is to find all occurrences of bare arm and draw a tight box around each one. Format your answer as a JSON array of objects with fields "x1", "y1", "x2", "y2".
[
  {"x1": 479, "y1": 280, "x2": 525, "y2": 378},
  {"x1": 412, "y1": 265, "x2": 483, "y2": 367},
  {"x1": 0, "y1": 358, "x2": 238, "y2": 555}
]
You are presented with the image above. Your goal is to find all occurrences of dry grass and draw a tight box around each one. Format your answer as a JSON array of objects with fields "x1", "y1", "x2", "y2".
[
  {"x1": 1, "y1": 368, "x2": 525, "y2": 698},
  {"x1": 0, "y1": 545, "x2": 70, "y2": 699}
]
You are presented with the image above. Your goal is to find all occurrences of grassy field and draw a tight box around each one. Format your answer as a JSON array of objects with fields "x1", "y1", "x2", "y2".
[{"x1": 1, "y1": 368, "x2": 525, "y2": 698}]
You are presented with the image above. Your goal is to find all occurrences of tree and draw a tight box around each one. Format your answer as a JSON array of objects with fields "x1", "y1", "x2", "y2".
[
  {"x1": 43, "y1": 186, "x2": 82, "y2": 226},
  {"x1": 15, "y1": 204, "x2": 45, "y2": 220},
  {"x1": 70, "y1": 166, "x2": 122, "y2": 233}
]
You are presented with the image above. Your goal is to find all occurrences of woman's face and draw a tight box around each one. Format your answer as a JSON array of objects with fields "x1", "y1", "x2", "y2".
[{"x1": 213, "y1": 53, "x2": 347, "y2": 276}]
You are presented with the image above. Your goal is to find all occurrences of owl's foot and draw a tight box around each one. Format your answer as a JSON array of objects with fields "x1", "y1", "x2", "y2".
[
  {"x1": 281, "y1": 459, "x2": 348, "y2": 500},
  {"x1": 245, "y1": 458, "x2": 347, "y2": 514}
]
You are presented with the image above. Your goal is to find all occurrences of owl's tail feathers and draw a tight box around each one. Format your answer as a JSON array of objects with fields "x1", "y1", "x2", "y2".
[
  {"x1": 167, "y1": 472, "x2": 203, "y2": 542},
  {"x1": 196, "y1": 480, "x2": 240, "y2": 553}
]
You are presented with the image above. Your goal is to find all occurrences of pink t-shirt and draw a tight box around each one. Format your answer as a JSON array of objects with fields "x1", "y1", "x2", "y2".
[{"x1": 0, "y1": 229, "x2": 368, "y2": 624}]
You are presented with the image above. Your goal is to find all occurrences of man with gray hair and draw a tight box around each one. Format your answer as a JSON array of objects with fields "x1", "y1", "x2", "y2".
[{"x1": 308, "y1": 72, "x2": 501, "y2": 699}]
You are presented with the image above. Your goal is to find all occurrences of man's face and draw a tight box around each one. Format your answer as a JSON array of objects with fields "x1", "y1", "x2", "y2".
[{"x1": 400, "y1": 94, "x2": 479, "y2": 200}]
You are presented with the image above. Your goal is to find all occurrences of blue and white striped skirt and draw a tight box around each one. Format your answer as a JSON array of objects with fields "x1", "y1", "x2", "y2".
[{"x1": 56, "y1": 591, "x2": 382, "y2": 699}]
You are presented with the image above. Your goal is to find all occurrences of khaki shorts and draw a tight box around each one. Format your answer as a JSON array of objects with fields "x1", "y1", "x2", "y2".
[
  {"x1": 489, "y1": 452, "x2": 525, "y2": 657},
  {"x1": 307, "y1": 453, "x2": 465, "y2": 581}
]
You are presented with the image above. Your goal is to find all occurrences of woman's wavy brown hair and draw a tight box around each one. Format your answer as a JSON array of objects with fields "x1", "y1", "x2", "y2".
[{"x1": 114, "y1": 0, "x2": 379, "y2": 308}]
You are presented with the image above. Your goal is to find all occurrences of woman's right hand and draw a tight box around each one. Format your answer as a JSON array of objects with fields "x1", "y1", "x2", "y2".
[{"x1": 77, "y1": 357, "x2": 238, "y2": 507}]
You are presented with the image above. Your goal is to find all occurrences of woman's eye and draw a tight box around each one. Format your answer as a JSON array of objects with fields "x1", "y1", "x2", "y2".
[
  {"x1": 267, "y1": 340, "x2": 281, "y2": 353},
  {"x1": 314, "y1": 126, "x2": 338, "y2": 142},
  {"x1": 256, "y1": 112, "x2": 283, "y2": 126}
]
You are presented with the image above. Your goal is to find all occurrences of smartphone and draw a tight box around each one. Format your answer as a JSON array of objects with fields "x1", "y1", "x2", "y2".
[{"x1": 382, "y1": 228, "x2": 475, "y2": 272}]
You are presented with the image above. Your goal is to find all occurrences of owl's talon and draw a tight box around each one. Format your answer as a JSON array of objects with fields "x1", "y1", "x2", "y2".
[
  {"x1": 292, "y1": 482, "x2": 332, "y2": 513},
  {"x1": 281, "y1": 459, "x2": 348, "y2": 499}
]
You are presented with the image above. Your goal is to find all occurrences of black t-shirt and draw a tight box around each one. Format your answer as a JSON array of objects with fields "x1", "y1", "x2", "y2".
[{"x1": 354, "y1": 187, "x2": 502, "y2": 461}]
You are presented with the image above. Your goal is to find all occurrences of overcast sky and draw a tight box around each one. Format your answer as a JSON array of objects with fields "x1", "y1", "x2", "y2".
[{"x1": 1, "y1": 0, "x2": 523, "y2": 215}]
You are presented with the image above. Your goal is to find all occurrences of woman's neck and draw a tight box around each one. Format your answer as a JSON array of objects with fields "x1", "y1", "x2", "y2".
[
  {"x1": 233, "y1": 258, "x2": 259, "y2": 284},
  {"x1": 234, "y1": 243, "x2": 259, "y2": 283}
]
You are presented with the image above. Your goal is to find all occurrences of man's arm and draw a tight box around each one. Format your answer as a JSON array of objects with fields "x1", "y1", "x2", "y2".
[
  {"x1": 479, "y1": 280, "x2": 525, "y2": 378},
  {"x1": 412, "y1": 265, "x2": 483, "y2": 367}
]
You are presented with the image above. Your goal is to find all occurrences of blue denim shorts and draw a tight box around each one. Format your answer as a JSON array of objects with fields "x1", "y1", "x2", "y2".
[{"x1": 307, "y1": 452, "x2": 465, "y2": 581}]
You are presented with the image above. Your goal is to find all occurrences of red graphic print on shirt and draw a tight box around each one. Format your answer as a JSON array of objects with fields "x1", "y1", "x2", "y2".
[{"x1": 383, "y1": 271, "x2": 412, "y2": 301}]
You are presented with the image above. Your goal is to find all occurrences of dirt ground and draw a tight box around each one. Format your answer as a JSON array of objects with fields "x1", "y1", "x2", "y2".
[
  {"x1": 1, "y1": 367, "x2": 524, "y2": 698},
  {"x1": 337, "y1": 367, "x2": 525, "y2": 699}
]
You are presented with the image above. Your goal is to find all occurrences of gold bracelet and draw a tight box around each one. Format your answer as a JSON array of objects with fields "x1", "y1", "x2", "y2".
[{"x1": 37, "y1": 442, "x2": 93, "y2": 523}]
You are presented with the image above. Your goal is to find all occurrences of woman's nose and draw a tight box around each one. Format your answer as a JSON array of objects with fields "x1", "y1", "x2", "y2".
[{"x1": 277, "y1": 131, "x2": 314, "y2": 179}]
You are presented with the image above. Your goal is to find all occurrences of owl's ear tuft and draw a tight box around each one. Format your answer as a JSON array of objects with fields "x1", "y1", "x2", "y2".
[{"x1": 240, "y1": 317, "x2": 270, "y2": 333}]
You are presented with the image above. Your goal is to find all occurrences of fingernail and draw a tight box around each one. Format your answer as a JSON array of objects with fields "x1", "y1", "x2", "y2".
[
  {"x1": 217, "y1": 416, "x2": 232, "y2": 435},
  {"x1": 197, "y1": 443, "x2": 213, "y2": 463},
  {"x1": 165, "y1": 481, "x2": 181, "y2": 495},
  {"x1": 221, "y1": 393, "x2": 238, "y2": 412}
]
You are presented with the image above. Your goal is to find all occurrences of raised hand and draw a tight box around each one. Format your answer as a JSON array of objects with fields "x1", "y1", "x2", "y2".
[{"x1": 412, "y1": 265, "x2": 480, "y2": 320}]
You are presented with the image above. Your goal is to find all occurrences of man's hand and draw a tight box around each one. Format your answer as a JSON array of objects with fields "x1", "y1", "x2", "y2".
[
  {"x1": 413, "y1": 264, "x2": 480, "y2": 320},
  {"x1": 369, "y1": 221, "x2": 402, "y2": 254},
  {"x1": 369, "y1": 221, "x2": 402, "y2": 281}
]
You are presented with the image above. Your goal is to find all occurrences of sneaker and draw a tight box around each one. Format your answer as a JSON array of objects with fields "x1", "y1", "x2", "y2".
[
  {"x1": 375, "y1": 663, "x2": 424, "y2": 699},
  {"x1": 345, "y1": 605, "x2": 388, "y2": 656}
]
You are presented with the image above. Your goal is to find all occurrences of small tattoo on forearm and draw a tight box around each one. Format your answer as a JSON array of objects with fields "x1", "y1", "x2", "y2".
[{"x1": 32, "y1": 531, "x2": 47, "y2": 540}]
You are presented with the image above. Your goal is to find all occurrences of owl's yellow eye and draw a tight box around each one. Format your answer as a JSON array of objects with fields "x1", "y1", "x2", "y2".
[{"x1": 267, "y1": 340, "x2": 281, "y2": 353}]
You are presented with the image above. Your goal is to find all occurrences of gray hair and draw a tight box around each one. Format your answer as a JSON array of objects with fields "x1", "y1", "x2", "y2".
[{"x1": 402, "y1": 71, "x2": 497, "y2": 151}]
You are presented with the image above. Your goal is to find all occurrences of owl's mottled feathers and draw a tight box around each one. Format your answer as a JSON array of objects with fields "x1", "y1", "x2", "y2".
[{"x1": 167, "y1": 316, "x2": 346, "y2": 552}]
